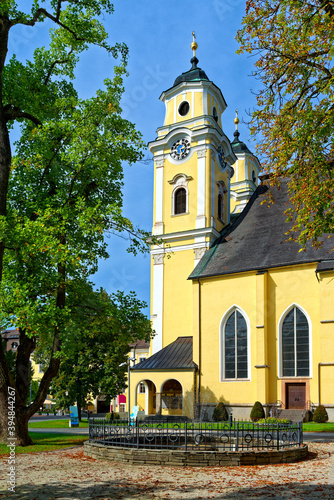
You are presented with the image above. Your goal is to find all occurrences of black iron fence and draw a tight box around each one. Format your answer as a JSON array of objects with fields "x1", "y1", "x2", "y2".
[{"x1": 89, "y1": 418, "x2": 303, "y2": 452}]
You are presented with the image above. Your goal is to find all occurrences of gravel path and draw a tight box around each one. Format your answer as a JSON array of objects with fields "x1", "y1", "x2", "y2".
[{"x1": 0, "y1": 442, "x2": 333, "y2": 499}]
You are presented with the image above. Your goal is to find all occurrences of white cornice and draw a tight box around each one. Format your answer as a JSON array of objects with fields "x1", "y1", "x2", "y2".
[
  {"x1": 159, "y1": 80, "x2": 227, "y2": 111},
  {"x1": 149, "y1": 126, "x2": 237, "y2": 165},
  {"x1": 151, "y1": 226, "x2": 220, "y2": 245}
]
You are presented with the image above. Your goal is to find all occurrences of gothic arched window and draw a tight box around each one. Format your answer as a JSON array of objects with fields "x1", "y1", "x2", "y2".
[
  {"x1": 281, "y1": 307, "x2": 310, "y2": 377},
  {"x1": 222, "y1": 309, "x2": 248, "y2": 380},
  {"x1": 174, "y1": 187, "x2": 187, "y2": 215}
]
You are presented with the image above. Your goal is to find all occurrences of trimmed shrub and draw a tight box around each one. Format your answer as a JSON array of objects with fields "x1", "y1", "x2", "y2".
[
  {"x1": 303, "y1": 410, "x2": 313, "y2": 423},
  {"x1": 212, "y1": 402, "x2": 229, "y2": 422},
  {"x1": 313, "y1": 405, "x2": 328, "y2": 423},
  {"x1": 250, "y1": 401, "x2": 265, "y2": 421},
  {"x1": 106, "y1": 412, "x2": 121, "y2": 422}
]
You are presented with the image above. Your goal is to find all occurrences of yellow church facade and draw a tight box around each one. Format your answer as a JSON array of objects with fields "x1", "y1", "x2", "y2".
[{"x1": 130, "y1": 39, "x2": 334, "y2": 421}]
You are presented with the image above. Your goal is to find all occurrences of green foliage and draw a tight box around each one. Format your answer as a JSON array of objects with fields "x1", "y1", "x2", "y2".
[
  {"x1": 34, "y1": 284, "x2": 152, "y2": 411},
  {"x1": 313, "y1": 405, "x2": 329, "y2": 423},
  {"x1": 250, "y1": 401, "x2": 265, "y2": 421},
  {"x1": 237, "y1": 1, "x2": 334, "y2": 247},
  {"x1": 257, "y1": 418, "x2": 290, "y2": 424},
  {"x1": 106, "y1": 412, "x2": 120, "y2": 421},
  {"x1": 212, "y1": 402, "x2": 229, "y2": 422}
]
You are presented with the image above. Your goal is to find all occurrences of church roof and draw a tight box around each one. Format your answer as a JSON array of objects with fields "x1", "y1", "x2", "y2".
[
  {"x1": 189, "y1": 178, "x2": 334, "y2": 280},
  {"x1": 131, "y1": 336, "x2": 197, "y2": 371}
]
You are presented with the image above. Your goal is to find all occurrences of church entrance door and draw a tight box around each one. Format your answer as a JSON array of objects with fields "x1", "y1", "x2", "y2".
[{"x1": 286, "y1": 383, "x2": 306, "y2": 409}]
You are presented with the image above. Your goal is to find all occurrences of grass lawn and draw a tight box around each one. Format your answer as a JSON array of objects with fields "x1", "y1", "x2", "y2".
[
  {"x1": 302, "y1": 422, "x2": 334, "y2": 432},
  {"x1": 28, "y1": 419, "x2": 89, "y2": 429},
  {"x1": 0, "y1": 432, "x2": 87, "y2": 456}
]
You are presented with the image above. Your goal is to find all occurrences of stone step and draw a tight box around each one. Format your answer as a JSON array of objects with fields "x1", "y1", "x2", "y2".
[{"x1": 278, "y1": 409, "x2": 304, "y2": 422}]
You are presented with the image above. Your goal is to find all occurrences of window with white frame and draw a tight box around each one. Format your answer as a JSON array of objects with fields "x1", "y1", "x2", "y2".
[
  {"x1": 169, "y1": 173, "x2": 192, "y2": 216},
  {"x1": 138, "y1": 382, "x2": 146, "y2": 393},
  {"x1": 222, "y1": 309, "x2": 248, "y2": 379},
  {"x1": 139, "y1": 356, "x2": 146, "y2": 363},
  {"x1": 281, "y1": 306, "x2": 310, "y2": 377}
]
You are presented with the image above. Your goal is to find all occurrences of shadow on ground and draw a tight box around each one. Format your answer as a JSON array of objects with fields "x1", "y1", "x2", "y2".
[{"x1": 2, "y1": 480, "x2": 333, "y2": 500}]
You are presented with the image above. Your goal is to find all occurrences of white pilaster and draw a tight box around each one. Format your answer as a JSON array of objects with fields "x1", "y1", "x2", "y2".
[
  {"x1": 211, "y1": 152, "x2": 216, "y2": 223},
  {"x1": 196, "y1": 148, "x2": 206, "y2": 229},
  {"x1": 154, "y1": 160, "x2": 164, "y2": 235},
  {"x1": 151, "y1": 253, "x2": 164, "y2": 354}
]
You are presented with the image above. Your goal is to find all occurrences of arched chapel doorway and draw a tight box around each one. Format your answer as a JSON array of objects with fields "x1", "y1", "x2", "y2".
[
  {"x1": 160, "y1": 379, "x2": 183, "y2": 416},
  {"x1": 134, "y1": 379, "x2": 156, "y2": 415}
]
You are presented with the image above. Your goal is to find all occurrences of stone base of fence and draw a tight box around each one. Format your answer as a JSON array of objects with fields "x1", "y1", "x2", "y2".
[{"x1": 84, "y1": 441, "x2": 308, "y2": 467}]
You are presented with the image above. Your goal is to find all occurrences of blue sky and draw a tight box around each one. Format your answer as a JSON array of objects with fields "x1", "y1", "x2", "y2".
[{"x1": 8, "y1": 1, "x2": 261, "y2": 315}]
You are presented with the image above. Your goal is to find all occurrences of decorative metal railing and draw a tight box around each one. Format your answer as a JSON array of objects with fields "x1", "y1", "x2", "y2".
[{"x1": 88, "y1": 418, "x2": 303, "y2": 452}]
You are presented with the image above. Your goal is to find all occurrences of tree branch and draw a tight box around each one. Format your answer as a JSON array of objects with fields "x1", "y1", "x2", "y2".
[{"x1": 4, "y1": 105, "x2": 42, "y2": 126}]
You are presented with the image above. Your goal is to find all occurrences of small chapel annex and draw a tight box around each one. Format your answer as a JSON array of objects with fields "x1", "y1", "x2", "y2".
[{"x1": 129, "y1": 36, "x2": 334, "y2": 421}]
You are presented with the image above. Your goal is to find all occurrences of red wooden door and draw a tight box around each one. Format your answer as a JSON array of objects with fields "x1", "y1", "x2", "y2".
[{"x1": 286, "y1": 383, "x2": 306, "y2": 409}]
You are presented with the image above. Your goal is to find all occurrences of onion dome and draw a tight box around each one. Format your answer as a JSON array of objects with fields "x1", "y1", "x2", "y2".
[
  {"x1": 173, "y1": 32, "x2": 209, "y2": 87},
  {"x1": 231, "y1": 110, "x2": 251, "y2": 154}
]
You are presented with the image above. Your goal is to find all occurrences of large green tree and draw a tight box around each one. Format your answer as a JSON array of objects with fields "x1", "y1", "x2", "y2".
[
  {"x1": 0, "y1": 1, "x2": 151, "y2": 446},
  {"x1": 237, "y1": 0, "x2": 334, "y2": 248},
  {"x1": 34, "y1": 286, "x2": 151, "y2": 422}
]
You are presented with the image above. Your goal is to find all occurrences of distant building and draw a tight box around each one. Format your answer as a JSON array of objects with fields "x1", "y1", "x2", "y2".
[{"x1": 1, "y1": 328, "x2": 19, "y2": 352}]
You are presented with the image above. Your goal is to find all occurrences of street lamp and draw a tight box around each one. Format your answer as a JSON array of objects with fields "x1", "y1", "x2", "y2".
[{"x1": 127, "y1": 356, "x2": 136, "y2": 423}]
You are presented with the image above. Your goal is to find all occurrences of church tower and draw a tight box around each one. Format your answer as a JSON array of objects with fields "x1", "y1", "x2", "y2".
[
  {"x1": 230, "y1": 111, "x2": 261, "y2": 213},
  {"x1": 148, "y1": 35, "x2": 237, "y2": 354}
]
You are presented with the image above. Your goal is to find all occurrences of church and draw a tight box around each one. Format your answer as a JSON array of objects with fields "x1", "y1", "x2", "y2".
[{"x1": 129, "y1": 36, "x2": 334, "y2": 421}]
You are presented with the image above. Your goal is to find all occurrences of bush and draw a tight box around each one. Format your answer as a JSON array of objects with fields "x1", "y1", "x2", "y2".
[
  {"x1": 313, "y1": 405, "x2": 328, "y2": 423},
  {"x1": 212, "y1": 402, "x2": 229, "y2": 422},
  {"x1": 250, "y1": 401, "x2": 265, "y2": 421},
  {"x1": 105, "y1": 412, "x2": 121, "y2": 422}
]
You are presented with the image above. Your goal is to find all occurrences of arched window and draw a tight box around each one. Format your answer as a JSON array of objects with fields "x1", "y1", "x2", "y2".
[
  {"x1": 281, "y1": 307, "x2": 309, "y2": 377},
  {"x1": 174, "y1": 187, "x2": 186, "y2": 215},
  {"x1": 223, "y1": 309, "x2": 248, "y2": 379}
]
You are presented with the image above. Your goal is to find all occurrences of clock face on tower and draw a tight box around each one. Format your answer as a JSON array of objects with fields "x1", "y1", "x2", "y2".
[
  {"x1": 218, "y1": 144, "x2": 226, "y2": 169},
  {"x1": 170, "y1": 138, "x2": 191, "y2": 160}
]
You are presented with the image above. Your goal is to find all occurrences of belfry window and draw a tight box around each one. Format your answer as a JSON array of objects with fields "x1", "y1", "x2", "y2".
[
  {"x1": 223, "y1": 309, "x2": 248, "y2": 379},
  {"x1": 281, "y1": 307, "x2": 309, "y2": 377},
  {"x1": 174, "y1": 187, "x2": 186, "y2": 215},
  {"x1": 217, "y1": 181, "x2": 227, "y2": 224},
  {"x1": 218, "y1": 193, "x2": 224, "y2": 222}
]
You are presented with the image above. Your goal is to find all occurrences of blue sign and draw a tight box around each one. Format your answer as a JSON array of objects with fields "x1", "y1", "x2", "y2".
[
  {"x1": 69, "y1": 405, "x2": 79, "y2": 427},
  {"x1": 130, "y1": 405, "x2": 139, "y2": 425}
]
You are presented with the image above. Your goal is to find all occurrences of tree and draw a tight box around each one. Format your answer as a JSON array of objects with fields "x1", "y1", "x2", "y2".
[
  {"x1": 212, "y1": 402, "x2": 229, "y2": 422},
  {"x1": 0, "y1": 2, "x2": 152, "y2": 445},
  {"x1": 250, "y1": 401, "x2": 265, "y2": 421},
  {"x1": 237, "y1": 1, "x2": 334, "y2": 248},
  {"x1": 34, "y1": 285, "x2": 152, "y2": 422}
]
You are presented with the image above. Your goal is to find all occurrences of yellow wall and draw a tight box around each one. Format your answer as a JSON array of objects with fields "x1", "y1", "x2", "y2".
[
  {"x1": 163, "y1": 249, "x2": 195, "y2": 348},
  {"x1": 190, "y1": 263, "x2": 334, "y2": 410}
]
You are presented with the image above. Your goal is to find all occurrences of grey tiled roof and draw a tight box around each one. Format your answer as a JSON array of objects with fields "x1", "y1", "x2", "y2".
[
  {"x1": 131, "y1": 337, "x2": 196, "y2": 371},
  {"x1": 189, "y1": 178, "x2": 334, "y2": 280}
]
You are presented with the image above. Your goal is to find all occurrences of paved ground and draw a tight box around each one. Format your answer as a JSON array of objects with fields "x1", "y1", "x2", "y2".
[{"x1": 0, "y1": 442, "x2": 333, "y2": 499}]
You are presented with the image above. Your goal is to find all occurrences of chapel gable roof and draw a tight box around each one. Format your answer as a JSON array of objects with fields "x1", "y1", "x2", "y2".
[{"x1": 131, "y1": 336, "x2": 197, "y2": 371}]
